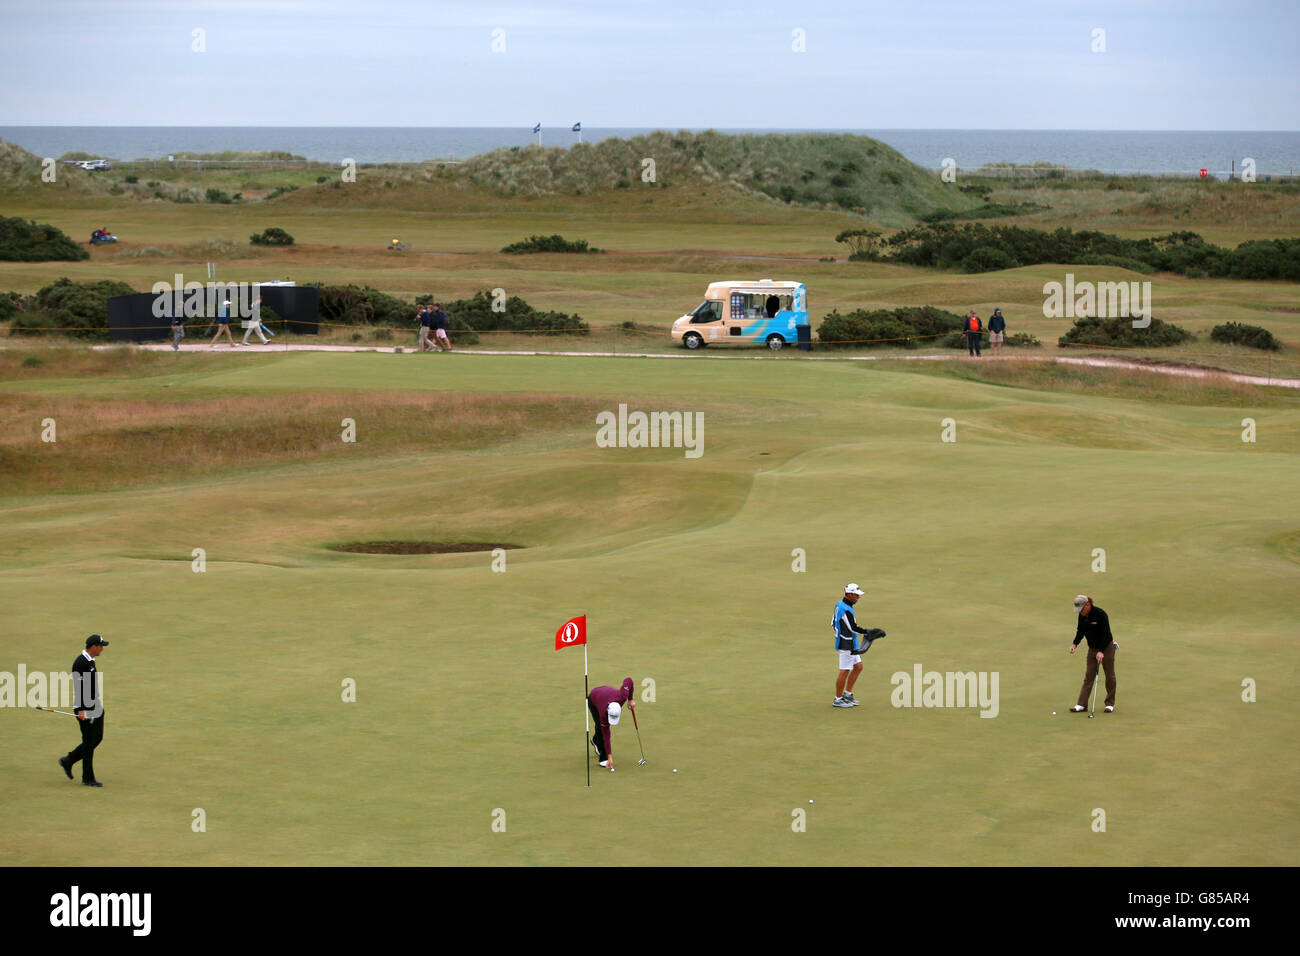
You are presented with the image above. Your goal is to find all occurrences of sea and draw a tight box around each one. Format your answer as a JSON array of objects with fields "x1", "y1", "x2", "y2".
[{"x1": 2, "y1": 127, "x2": 1297, "y2": 177}]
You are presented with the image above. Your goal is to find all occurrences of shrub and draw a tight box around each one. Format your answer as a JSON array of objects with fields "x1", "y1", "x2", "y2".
[
  {"x1": 1075, "y1": 254, "x2": 1155, "y2": 274},
  {"x1": 23, "y1": 355, "x2": 43, "y2": 367},
  {"x1": 1210, "y1": 322, "x2": 1281, "y2": 351},
  {"x1": 205, "y1": 188, "x2": 234, "y2": 204},
  {"x1": 0, "y1": 216, "x2": 90, "y2": 262},
  {"x1": 500, "y1": 234, "x2": 603, "y2": 254},
  {"x1": 836, "y1": 228, "x2": 885, "y2": 260},
  {"x1": 1057, "y1": 315, "x2": 1194, "y2": 349},
  {"x1": 250, "y1": 227, "x2": 294, "y2": 246},
  {"x1": 961, "y1": 246, "x2": 1020, "y2": 273},
  {"x1": 818, "y1": 306, "x2": 966, "y2": 348},
  {"x1": 124, "y1": 175, "x2": 139, "y2": 184},
  {"x1": 9, "y1": 277, "x2": 137, "y2": 339},
  {"x1": 265, "y1": 184, "x2": 299, "y2": 200},
  {"x1": 443, "y1": 289, "x2": 588, "y2": 336}
]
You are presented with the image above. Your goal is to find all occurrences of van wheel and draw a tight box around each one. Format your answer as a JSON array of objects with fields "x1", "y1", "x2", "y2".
[
  {"x1": 766, "y1": 334, "x2": 785, "y2": 351},
  {"x1": 683, "y1": 332, "x2": 704, "y2": 350}
]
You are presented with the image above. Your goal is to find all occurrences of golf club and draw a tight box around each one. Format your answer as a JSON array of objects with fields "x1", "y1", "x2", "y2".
[
  {"x1": 631, "y1": 707, "x2": 647, "y2": 766},
  {"x1": 34, "y1": 706, "x2": 80, "y2": 718},
  {"x1": 1088, "y1": 654, "x2": 1100, "y2": 718}
]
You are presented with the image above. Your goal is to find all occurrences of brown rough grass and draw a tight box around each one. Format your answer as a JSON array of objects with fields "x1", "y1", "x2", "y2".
[{"x1": 0, "y1": 390, "x2": 604, "y2": 494}]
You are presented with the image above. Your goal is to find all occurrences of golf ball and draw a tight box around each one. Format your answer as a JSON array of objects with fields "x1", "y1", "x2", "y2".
[
  {"x1": 809, "y1": 799, "x2": 814, "y2": 804},
  {"x1": 1052, "y1": 711, "x2": 1056, "y2": 715},
  {"x1": 673, "y1": 769, "x2": 677, "y2": 773}
]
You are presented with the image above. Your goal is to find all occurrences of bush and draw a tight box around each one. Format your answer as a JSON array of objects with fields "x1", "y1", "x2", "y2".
[
  {"x1": 250, "y1": 227, "x2": 294, "y2": 246},
  {"x1": 9, "y1": 278, "x2": 137, "y2": 339},
  {"x1": 818, "y1": 306, "x2": 966, "y2": 348},
  {"x1": 23, "y1": 355, "x2": 43, "y2": 367},
  {"x1": 265, "y1": 185, "x2": 299, "y2": 200},
  {"x1": 961, "y1": 246, "x2": 1020, "y2": 273},
  {"x1": 443, "y1": 289, "x2": 588, "y2": 336},
  {"x1": 1057, "y1": 315, "x2": 1194, "y2": 349},
  {"x1": 877, "y1": 223, "x2": 1279, "y2": 278},
  {"x1": 123, "y1": 175, "x2": 139, "y2": 184},
  {"x1": 942, "y1": 330, "x2": 1042, "y2": 348},
  {"x1": 205, "y1": 188, "x2": 234, "y2": 204},
  {"x1": 1075, "y1": 254, "x2": 1155, "y2": 274},
  {"x1": 1210, "y1": 322, "x2": 1281, "y2": 351},
  {"x1": 501, "y1": 234, "x2": 603, "y2": 254},
  {"x1": 0, "y1": 216, "x2": 90, "y2": 262}
]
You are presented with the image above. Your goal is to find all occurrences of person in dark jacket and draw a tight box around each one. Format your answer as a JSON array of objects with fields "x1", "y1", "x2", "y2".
[
  {"x1": 831, "y1": 583, "x2": 886, "y2": 707},
  {"x1": 964, "y1": 311, "x2": 982, "y2": 357},
  {"x1": 58, "y1": 635, "x2": 109, "y2": 786},
  {"x1": 432, "y1": 303, "x2": 452, "y2": 351},
  {"x1": 587, "y1": 677, "x2": 634, "y2": 771},
  {"x1": 1069, "y1": 595, "x2": 1117, "y2": 712},
  {"x1": 988, "y1": 308, "x2": 1006, "y2": 356}
]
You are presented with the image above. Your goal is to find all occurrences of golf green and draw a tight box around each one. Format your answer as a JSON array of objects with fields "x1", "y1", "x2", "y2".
[{"x1": 1, "y1": 351, "x2": 1295, "y2": 865}]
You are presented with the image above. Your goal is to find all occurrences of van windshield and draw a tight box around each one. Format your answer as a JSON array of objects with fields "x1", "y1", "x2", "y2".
[{"x1": 690, "y1": 301, "x2": 722, "y2": 323}]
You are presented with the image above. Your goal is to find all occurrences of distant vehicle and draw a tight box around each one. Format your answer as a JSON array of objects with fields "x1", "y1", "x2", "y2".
[
  {"x1": 65, "y1": 159, "x2": 112, "y2": 171},
  {"x1": 670, "y1": 279, "x2": 809, "y2": 351},
  {"x1": 89, "y1": 228, "x2": 118, "y2": 244}
]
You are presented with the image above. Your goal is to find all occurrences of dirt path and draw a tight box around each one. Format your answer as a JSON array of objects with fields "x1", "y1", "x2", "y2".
[{"x1": 96, "y1": 342, "x2": 1300, "y2": 389}]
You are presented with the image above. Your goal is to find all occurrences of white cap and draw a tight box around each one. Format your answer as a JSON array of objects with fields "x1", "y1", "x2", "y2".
[
  {"x1": 607, "y1": 702, "x2": 622, "y2": 725},
  {"x1": 845, "y1": 583, "x2": 865, "y2": 596},
  {"x1": 1074, "y1": 594, "x2": 1090, "y2": 610}
]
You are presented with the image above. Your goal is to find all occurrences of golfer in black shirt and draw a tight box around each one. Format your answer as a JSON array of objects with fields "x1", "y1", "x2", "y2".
[
  {"x1": 1069, "y1": 595, "x2": 1116, "y2": 712},
  {"x1": 58, "y1": 635, "x2": 108, "y2": 786}
]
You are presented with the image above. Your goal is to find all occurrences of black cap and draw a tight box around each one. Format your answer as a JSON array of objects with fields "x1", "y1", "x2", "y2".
[{"x1": 85, "y1": 634, "x2": 109, "y2": 648}]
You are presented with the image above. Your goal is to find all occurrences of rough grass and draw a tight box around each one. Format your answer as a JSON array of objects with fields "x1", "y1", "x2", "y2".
[
  {"x1": 877, "y1": 356, "x2": 1299, "y2": 407},
  {"x1": 0, "y1": 390, "x2": 606, "y2": 494}
]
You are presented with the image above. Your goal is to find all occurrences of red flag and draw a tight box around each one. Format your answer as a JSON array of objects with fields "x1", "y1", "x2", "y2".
[{"x1": 555, "y1": 615, "x2": 587, "y2": 650}]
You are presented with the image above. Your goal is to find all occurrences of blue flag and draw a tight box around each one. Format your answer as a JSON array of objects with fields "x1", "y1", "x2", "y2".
[
  {"x1": 532, "y1": 123, "x2": 541, "y2": 134},
  {"x1": 572, "y1": 122, "x2": 581, "y2": 132}
]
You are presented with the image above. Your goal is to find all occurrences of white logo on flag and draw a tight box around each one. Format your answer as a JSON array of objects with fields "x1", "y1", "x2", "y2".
[{"x1": 560, "y1": 622, "x2": 579, "y2": 643}]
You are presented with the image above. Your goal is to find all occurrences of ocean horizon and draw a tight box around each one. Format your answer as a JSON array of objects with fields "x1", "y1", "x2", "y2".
[{"x1": 3, "y1": 127, "x2": 1297, "y2": 176}]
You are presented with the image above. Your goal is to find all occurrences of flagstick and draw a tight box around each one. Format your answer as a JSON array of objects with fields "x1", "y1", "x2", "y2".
[{"x1": 584, "y1": 643, "x2": 590, "y2": 788}]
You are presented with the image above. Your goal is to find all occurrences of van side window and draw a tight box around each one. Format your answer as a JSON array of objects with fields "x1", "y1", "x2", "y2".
[{"x1": 691, "y1": 301, "x2": 722, "y2": 323}]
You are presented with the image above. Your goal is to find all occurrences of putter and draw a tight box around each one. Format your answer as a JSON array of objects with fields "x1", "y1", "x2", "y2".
[
  {"x1": 631, "y1": 708, "x2": 647, "y2": 766},
  {"x1": 34, "y1": 706, "x2": 80, "y2": 718},
  {"x1": 1088, "y1": 657, "x2": 1099, "y2": 718}
]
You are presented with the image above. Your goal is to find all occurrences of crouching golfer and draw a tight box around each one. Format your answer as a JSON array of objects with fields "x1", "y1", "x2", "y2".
[
  {"x1": 1069, "y1": 594, "x2": 1117, "y2": 713},
  {"x1": 588, "y1": 677, "x2": 634, "y2": 771},
  {"x1": 832, "y1": 583, "x2": 886, "y2": 708}
]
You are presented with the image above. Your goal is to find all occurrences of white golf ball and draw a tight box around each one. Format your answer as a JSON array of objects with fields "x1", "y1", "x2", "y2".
[
  {"x1": 809, "y1": 799, "x2": 814, "y2": 804},
  {"x1": 1052, "y1": 711, "x2": 1056, "y2": 715},
  {"x1": 673, "y1": 769, "x2": 677, "y2": 773}
]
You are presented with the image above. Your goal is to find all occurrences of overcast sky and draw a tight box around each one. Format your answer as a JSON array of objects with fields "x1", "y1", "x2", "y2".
[{"x1": 1, "y1": 0, "x2": 1295, "y2": 129}]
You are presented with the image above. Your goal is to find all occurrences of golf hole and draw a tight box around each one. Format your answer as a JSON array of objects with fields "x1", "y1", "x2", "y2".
[{"x1": 329, "y1": 541, "x2": 524, "y2": 555}]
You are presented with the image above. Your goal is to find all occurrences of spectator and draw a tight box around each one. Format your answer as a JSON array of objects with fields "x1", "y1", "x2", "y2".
[
  {"x1": 432, "y1": 303, "x2": 452, "y2": 351},
  {"x1": 988, "y1": 308, "x2": 1006, "y2": 356}
]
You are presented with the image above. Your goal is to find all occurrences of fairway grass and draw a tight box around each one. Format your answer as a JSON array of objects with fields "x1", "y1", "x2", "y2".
[{"x1": 1, "y1": 352, "x2": 1296, "y2": 865}]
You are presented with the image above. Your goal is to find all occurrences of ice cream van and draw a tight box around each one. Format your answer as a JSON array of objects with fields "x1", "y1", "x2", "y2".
[{"x1": 670, "y1": 279, "x2": 809, "y2": 351}]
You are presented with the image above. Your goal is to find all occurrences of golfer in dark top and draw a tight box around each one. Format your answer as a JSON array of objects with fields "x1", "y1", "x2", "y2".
[
  {"x1": 59, "y1": 635, "x2": 108, "y2": 786},
  {"x1": 588, "y1": 677, "x2": 634, "y2": 771},
  {"x1": 1069, "y1": 595, "x2": 1117, "y2": 712}
]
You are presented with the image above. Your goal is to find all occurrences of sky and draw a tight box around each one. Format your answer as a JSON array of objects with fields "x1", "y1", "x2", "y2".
[{"x1": 0, "y1": 0, "x2": 1296, "y2": 129}]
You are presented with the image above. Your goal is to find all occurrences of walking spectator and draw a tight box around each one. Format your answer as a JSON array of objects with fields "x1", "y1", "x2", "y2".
[
  {"x1": 432, "y1": 303, "x2": 453, "y2": 351},
  {"x1": 209, "y1": 298, "x2": 236, "y2": 348}
]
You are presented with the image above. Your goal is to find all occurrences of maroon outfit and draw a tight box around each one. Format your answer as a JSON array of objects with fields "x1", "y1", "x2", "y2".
[{"x1": 588, "y1": 678, "x2": 634, "y2": 760}]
